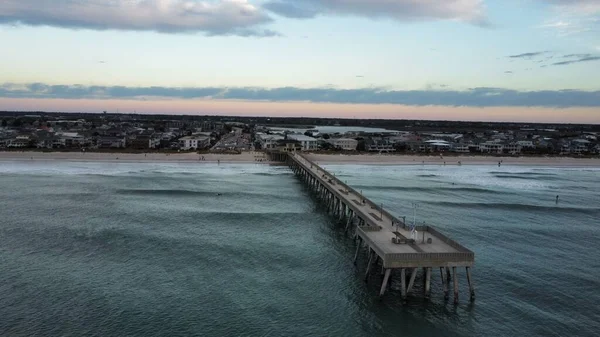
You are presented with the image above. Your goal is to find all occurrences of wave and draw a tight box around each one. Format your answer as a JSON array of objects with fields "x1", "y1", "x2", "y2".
[
  {"x1": 114, "y1": 189, "x2": 300, "y2": 201},
  {"x1": 417, "y1": 174, "x2": 438, "y2": 178},
  {"x1": 350, "y1": 185, "x2": 503, "y2": 194},
  {"x1": 489, "y1": 171, "x2": 557, "y2": 176},
  {"x1": 116, "y1": 189, "x2": 213, "y2": 196},
  {"x1": 492, "y1": 174, "x2": 560, "y2": 181},
  {"x1": 252, "y1": 172, "x2": 293, "y2": 177},
  {"x1": 424, "y1": 201, "x2": 600, "y2": 214}
]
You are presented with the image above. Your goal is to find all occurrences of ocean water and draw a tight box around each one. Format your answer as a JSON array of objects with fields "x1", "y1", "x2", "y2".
[{"x1": 0, "y1": 160, "x2": 599, "y2": 337}]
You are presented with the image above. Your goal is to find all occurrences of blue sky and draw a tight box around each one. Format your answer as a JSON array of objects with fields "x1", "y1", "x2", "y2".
[{"x1": 0, "y1": 0, "x2": 599, "y2": 122}]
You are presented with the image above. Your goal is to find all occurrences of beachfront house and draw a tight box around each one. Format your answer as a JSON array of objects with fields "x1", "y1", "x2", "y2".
[
  {"x1": 286, "y1": 134, "x2": 318, "y2": 151},
  {"x1": 179, "y1": 135, "x2": 210, "y2": 150},
  {"x1": 479, "y1": 141, "x2": 504, "y2": 154},
  {"x1": 257, "y1": 133, "x2": 285, "y2": 150},
  {"x1": 367, "y1": 138, "x2": 395, "y2": 152},
  {"x1": 327, "y1": 138, "x2": 358, "y2": 151},
  {"x1": 97, "y1": 136, "x2": 126, "y2": 148}
]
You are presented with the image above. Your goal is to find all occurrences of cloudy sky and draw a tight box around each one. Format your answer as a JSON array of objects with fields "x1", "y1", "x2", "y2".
[{"x1": 1, "y1": 0, "x2": 599, "y2": 123}]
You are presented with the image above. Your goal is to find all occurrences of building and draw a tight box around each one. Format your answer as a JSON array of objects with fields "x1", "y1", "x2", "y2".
[
  {"x1": 423, "y1": 140, "x2": 452, "y2": 152},
  {"x1": 453, "y1": 144, "x2": 471, "y2": 153},
  {"x1": 367, "y1": 139, "x2": 395, "y2": 152},
  {"x1": 179, "y1": 135, "x2": 210, "y2": 150},
  {"x1": 327, "y1": 138, "x2": 358, "y2": 151},
  {"x1": 287, "y1": 134, "x2": 318, "y2": 151},
  {"x1": 257, "y1": 133, "x2": 285, "y2": 150},
  {"x1": 479, "y1": 141, "x2": 503, "y2": 154},
  {"x1": 97, "y1": 136, "x2": 126, "y2": 148},
  {"x1": 503, "y1": 143, "x2": 522, "y2": 154}
]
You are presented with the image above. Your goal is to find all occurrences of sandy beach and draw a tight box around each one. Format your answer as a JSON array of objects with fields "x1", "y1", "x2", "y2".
[
  {"x1": 0, "y1": 151, "x2": 271, "y2": 163},
  {"x1": 0, "y1": 151, "x2": 599, "y2": 167},
  {"x1": 306, "y1": 153, "x2": 600, "y2": 167}
]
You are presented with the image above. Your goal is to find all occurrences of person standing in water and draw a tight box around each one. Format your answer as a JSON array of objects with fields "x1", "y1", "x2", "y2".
[{"x1": 556, "y1": 195, "x2": 559, "y2": 204}]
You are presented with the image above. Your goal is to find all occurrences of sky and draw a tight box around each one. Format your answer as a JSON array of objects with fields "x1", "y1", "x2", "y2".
[{"x1": 0, "y1": 0, "x2": 599, "y2": 123}]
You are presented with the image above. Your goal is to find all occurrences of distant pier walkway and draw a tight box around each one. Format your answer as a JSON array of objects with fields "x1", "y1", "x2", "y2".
[{"x1": 281, "y1": 151, "x2": 475, "y2": 303}]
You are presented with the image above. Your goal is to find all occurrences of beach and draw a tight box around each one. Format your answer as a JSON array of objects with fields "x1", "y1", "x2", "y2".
[
  {"x1": 0, "y1": 151, "x2": 270, "y2": 163},
  {"x1": 306, "y1": 153, "x2": 600, "y2": 167},
  {"x1": 0, "y1": 151, "x2": 599, "y2": 167}
]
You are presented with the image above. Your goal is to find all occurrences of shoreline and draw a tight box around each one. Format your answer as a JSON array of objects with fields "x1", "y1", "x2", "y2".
[
  {"x1": 305, "y1": 153, "x2": 600, "y2": 167},
  {"x1": 0, "y1": 151, "x2": 272, "y2": 164},
  {"x1": 0, "y1": 151, "x2": 599, "y2": 167}
]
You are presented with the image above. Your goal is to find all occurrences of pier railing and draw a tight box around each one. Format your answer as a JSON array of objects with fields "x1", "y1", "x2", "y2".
[{"x1": 290, "y1": 152, "x2": 475, "y2": 262}]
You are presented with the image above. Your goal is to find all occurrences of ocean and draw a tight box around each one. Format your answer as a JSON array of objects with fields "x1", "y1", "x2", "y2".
[{"x1": 0, "y1": 160, "x2": 599, "y2": 337}]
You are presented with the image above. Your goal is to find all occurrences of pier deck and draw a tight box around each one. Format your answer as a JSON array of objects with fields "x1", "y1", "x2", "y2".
[{"x1": 285, "y1": 152, "x2": 475, "y2": 302}]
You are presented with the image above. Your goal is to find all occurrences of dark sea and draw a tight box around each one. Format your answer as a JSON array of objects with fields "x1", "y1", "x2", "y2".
[{"x1": 1, "y1": 161, "x2": 599, "y2": 337}]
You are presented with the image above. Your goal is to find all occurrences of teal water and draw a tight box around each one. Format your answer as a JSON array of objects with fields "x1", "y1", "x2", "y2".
[{"x1": 0, "y1": 161, "x2": 599, "y2": 336}]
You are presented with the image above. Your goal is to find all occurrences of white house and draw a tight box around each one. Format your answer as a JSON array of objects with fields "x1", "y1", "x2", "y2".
[
  {"x1": 179, "y1": 136, "x2": 210, "y2": 150},
  {"x1": 479, "y1": 141, "x2": 504, "y2": 154},
  {"x1": 453, "y1": 144, "x2": 471, "y2": 153},
  {"x1": 257, "y1": 133, "x2": 285, "y2": 149},
  {"x1": 516, "y1": 140, "x2": 535, "y2": 148},
  {"x1": 287, "y1": 134, "x2": 318, "y2": 151},
  {"x1": 327, "y1": 138, "x2": 358, "y2": 150}
]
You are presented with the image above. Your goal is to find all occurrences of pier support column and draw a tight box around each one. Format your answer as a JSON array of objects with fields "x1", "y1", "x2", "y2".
[
  {"x1": 466, "y1": 267, "x2": 475, "y2": 302},
  {"x1": 353, "y1": 237, "x2": 362, "y2": 265},
  {"x1": 406, "y1": 268, "x2": 418, "y2": 294},
  {"x1": 400, "y1": 268, "x2": 407, "y2": 302},
  {"x1": 379, "y1": 269, "x2": 392, "y2": 298},
  {"x1": 424, "y1": 267, "x2": 431, "y2": 300},
  {"x1": 364, "y1": 250, "x2": 374, "y2": 282},
  {"x1": 440, "y1": 267, "x2": 449, "y2": 300},
  {"x1": 446, "y1": 267, "x2": 451, "y2": 281},
  {"x1": 345, "y1": 212, "x2": 352, "y2": 231},
  {"x1": 453, "y1": 267, "x2": 459, "y2": 304}
]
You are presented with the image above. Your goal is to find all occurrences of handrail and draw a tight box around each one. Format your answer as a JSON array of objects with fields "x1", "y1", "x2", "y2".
[{"x1": 288, "y1": 152, "x2": 475, "y2": 257}]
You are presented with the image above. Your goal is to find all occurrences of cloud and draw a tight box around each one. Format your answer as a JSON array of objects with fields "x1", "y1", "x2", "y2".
[
  {"x1": 542, "y1": 1, "x2": 600, "y2": 14},
  {"x1": 264, "y1": 0, "x2": 488, "y2": 25},
  {"x1": 264, "y1": 1, "x2": 318, "y2": 19},
  {"x1": 551, "y1": 55, "x2": 600, "y2": 65},
  {"x1": 0, "y1": 0, "x2": 275, "y2": 36},
  {"x1": 540, "y1": 1, "x2": 600, "y2": 37},
  {"x1": 562, "y1": 53, "x2": 593, "y2": 58},
  {"x1": 504, "y1": 71, "x2": 513, "y2": 74},
  {"x1": 1, "y1": 83, "x2": 600, "y2": 108},
  {"x1": 508, "y1": 51, "x2": 549, "y2": 59}
]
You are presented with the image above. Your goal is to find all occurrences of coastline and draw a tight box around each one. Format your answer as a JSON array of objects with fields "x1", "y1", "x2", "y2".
[
  {"x1": 0, "y1": 151, "x2": 271, "y2": 164},
  {"x1": 0, "y1": 151, "x2": 599, "y2": 167},
  {"x1": 306, "y1": 153, "x2": 600, "y2": 167}
]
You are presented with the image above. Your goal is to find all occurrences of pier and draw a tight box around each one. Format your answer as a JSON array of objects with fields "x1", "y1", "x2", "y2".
[{"x1": 284, "y1": 152, "x2": 475, "y2": 303}]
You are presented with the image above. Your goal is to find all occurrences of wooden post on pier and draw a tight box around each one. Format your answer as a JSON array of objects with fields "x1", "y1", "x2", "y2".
[
  {"x1": 424, "y1": 267, "x2": 431, "y2": 300},
  {"x1": 440, "y1": 267, "x2": 449, "y2": 300},
  {"x1": 379, "y1": 269, "x2": 392, "y2": 297},
  {"x1": 466, "y1": 267, "x2": 475, "y2": 302},
  {"x1": 353, "y1": 237, "x2": 362, "y2": 265},
  {"x1": 406, "y1": 267, "x2": 418, "y2": 294},
  {"x1": 364, "y1": 250, "x2": 374, "y2": 282},
  {"x1": 400, "y1": 268, "x2": 407, "y2": 302},
  {"x1": 345, "y1": 211, "x2": 352, "y2": 231},
  {"x1": 453, "y1": 267, "x2": 459, "y2": 304}
]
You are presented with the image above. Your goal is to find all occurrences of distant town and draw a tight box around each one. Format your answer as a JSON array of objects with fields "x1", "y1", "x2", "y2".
[{"x1": 1, "y1": 111, "x2": 599, "y2": 156}]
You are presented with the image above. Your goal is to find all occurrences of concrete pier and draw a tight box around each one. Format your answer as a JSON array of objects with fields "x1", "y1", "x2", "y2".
[{"x1": 285, "y1": 152, "x2": 475, "y2": 302}]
